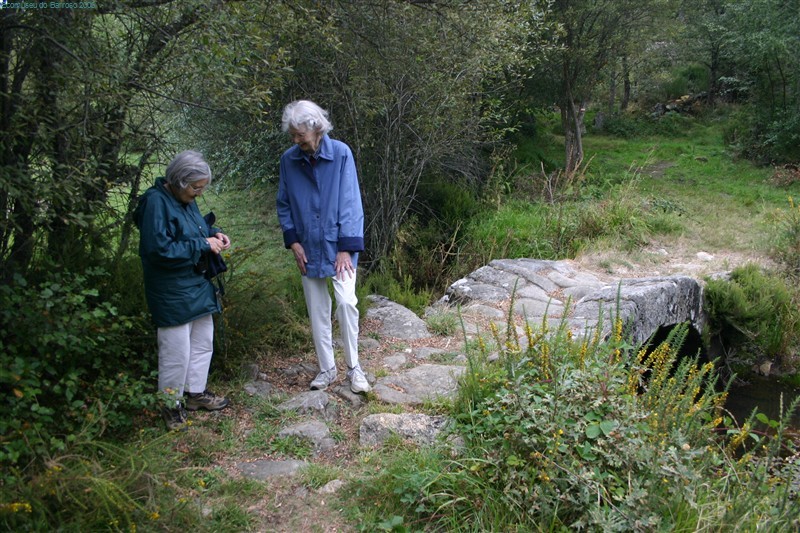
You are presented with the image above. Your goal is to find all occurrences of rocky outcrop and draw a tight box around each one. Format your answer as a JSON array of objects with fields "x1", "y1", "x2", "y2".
[
  {"x1": 574, "y1": 275, "x2": 704, "y2": 346},
  {"x1": 439, "y1": 258, "x2": 705, "y2": 346},
  {"x1": 365, "y1": 294, "x2": 430, "y2": 339}
]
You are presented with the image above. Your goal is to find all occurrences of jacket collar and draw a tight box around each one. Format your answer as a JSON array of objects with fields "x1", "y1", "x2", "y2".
[
  {"x1": 154, "y1": 177, "x2": 185, "y2": 208},
  {"x1": 288, "y1": 134, "x2": 333, "y2": 161}
]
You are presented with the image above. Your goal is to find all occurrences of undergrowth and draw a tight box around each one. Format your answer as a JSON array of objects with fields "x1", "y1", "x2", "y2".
[
  {"x1": 704, "y1": 264, "x2": 800, "y2": 373},
  {"x1": 348, "y1": 313, "x2": 800, "y2": 531}
]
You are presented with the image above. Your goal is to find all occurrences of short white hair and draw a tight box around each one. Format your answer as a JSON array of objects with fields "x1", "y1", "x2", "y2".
[{"x1": 281, "y1": 100, "x2": 333, "y2": 135}]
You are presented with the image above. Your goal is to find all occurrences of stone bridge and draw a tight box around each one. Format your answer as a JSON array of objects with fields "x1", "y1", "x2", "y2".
[{"x1": 437, "y1": 258, "x2": 706, "y2": 349}]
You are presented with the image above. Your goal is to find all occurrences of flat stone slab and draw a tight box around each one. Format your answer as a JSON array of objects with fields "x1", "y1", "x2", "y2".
[
  {"x1": 374, "y1": 364, "x2": 465, "y2": 405},
  {"x1": 243, "y1": 381, "x2": 274, "y2": 397},
  {"x1": 513, "y1": 298, "x2": 565, "y2": 319},
  {"x1": 278, "y1": 420, "x2": 336, "y2": 454},
  {"x1": 572, "y1": 275, "x2": 704, "y2": 345},
  {"x1": 366, "y1": 295, "x2": 430, "y2": 339},
  {"x1": 277, "y1": 390, "x2": 330, "y2": 415},
  {"x1": 360, "y1": 413, "x2": 450, "y2": 447},
  {"x1": 237, "y1": 459, "x2": 307, "y2": 480},
  {"x1": 414, "y1": 347, "x2": 446, "y2": 359},
  {"x1": 461, "y1": 303, "x2": 505, "y2": 321},
  {"x1": 383, "y1": 354, "x2": 408, "y2": 370}
]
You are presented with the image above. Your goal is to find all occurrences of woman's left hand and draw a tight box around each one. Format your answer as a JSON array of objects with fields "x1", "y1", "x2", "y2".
[
  {"x1": 215, "y1": 232, "x2": 231, "y2": 251},
  {"x1": 335, "y1": 251, "x2": 354, "y2": 281}
]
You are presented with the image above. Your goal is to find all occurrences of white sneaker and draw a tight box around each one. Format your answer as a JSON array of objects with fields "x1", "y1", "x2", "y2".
[
  {"x1": 310, "y1": 368, "x2": 337, "y2": 390},
  {"x1": 347, "y1": 366, "x2": 371, "y2": 394}
]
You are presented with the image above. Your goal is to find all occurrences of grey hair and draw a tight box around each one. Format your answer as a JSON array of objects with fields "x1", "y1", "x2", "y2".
[
  {"x1": 281, "y1": 100, "x2": 333, "y2": 135},
  {"x1": 165, "y1": 150, "x2": 212, "y2": 189}
]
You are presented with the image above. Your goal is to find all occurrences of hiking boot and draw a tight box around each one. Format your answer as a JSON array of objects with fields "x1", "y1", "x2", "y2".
[
  {"x1": 185, "y1": 390, "x2": 230, "y2": 411},
  {"x1": 310, "y1": 368, "x2": 337, "y2": 390},
  {"x1": 161, "y1": 405, "x2": 188, "y2": 431},
  {"x1": 348, "y1": 365, "x2": 371, "y2": 394}
]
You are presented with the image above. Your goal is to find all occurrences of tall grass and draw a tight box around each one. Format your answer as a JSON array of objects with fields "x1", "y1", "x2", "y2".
[
  {"x1": 1, "y1": 434, "x2": 197, "y2": 531},
  {"x1": 345, "y1": 313, "x2": 800, "y2": 531},
  {"x1": 196, "y1": 186, "x2": 315, "y2": 370}
]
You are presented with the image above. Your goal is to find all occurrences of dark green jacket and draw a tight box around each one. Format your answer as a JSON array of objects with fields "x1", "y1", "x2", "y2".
[{"x1": 134, "y1": 177, "x2": 220, "y2": 327}]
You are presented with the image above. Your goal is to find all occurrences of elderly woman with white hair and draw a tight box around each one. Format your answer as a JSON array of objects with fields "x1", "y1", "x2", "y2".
[
  {"x1": 276, "y1": 100, "x2": 371, "y2": 394},
  {"x1": 134, "y1": 150, "x2": 232, "y2": 430}
]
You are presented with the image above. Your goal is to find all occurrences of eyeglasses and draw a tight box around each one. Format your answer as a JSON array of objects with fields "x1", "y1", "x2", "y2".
[{"x1": 187, "y1": 183, "x2": 207, "y2": 193}]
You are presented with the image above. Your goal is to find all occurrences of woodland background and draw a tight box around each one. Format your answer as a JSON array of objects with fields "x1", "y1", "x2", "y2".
[{"x1": 3, "y1": 1, "x2": 800, "y2": 530}]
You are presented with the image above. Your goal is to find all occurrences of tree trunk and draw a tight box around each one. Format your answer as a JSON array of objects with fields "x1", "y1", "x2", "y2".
[
  {"x1": 561, "y1": 97, "x2": 585, "y2": 178},
  {"x1": 708, "y1": 42, "x2": 720, "y2": 106},
  {"x1": 621, "y1": 55, "x2": 631, "y2": 111},
  {"x1": 774, "y1": 52, "x2": 787, "y2": 112},
  {"x1": 607, "y1": 61, "x2": 617, "y2": 115},
  {"x1": 114, "y1": 148, "x2": 154, "y2": 267}
]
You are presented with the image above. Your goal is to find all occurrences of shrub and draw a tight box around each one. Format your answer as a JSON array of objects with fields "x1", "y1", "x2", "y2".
[
  {"x1": 704, "y1": 264, "x2": 800, "y2": 369},
  {"x1": 573, "y1": 181, "x2": 660, "y2": 251},
  {"x1": 347, "y1": 313, "x2": 800, "y2": 531},
  {"x1": 416, "y1": 180, "x2": 481, "y2": 229},
  {"x1": 772, "y1": 196, "x2": 800, "y2": 277},
  {"x1": 0, "y1": 435, "x2": 204, "y2": 531},
  {"x1": 0, "y1": 269, "x2": 156, "y2": 468},
  {"x1": 599, "y1": 111, "x2": 695, "y2": 139},
  {"x1": 663, "y1": 64, "x2": 710, "y2": 100},
  {"x1": 378, "y1": 180, "x2": 483, "y2": 294},
  {"x1": 362, "y1": 268, "x2": 434, "y2": 316},
  {"x1": 762, "y1": 114, "x2": 800, "y2": 163},
  {"x1": 424, "y1": 307, "x2": 459, "y2": 337},
  {"x1": 724, "y1": 108, "x2": 800, "y2": 164},
  {"x1": 444, "y1": 320, "x2": 726, "y2": 530}
]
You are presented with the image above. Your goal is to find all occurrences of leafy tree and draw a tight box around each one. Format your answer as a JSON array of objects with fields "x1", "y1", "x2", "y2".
[
  {"x1": 279, "y1": 0, "x2": 552, "y2": 270},
  {"x1": 530, "y1": 0, "x2": 664, "y2": 176},
  {"x1": 0, "y1": 0, "x2": 287, "y2": 467},
  {"x1": 178, "y1": 0, "x2": 553, "y2": 273},
  {"x1": 723, "y1": 0, "x2": 800, "y2": 162},
  {"x1": 675, "y1": 0, "x2": 735, "y2": 105},
  {"x1": 0, "y1": 0, "x2": 254, "y2": 280}
]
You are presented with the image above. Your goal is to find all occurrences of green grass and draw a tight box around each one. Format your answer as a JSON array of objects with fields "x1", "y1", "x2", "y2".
[
  {"x1": 196, "y1": 186, "x2": 315, "y2": 368},
  {"x1": 506, "y1": 112, "x2": 800, "y2": 272},
  {"x1": 582, "y1": 119, "x2": 800, "y2": 257}
]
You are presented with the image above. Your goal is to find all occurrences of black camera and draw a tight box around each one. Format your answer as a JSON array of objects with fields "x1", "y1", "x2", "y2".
[{"x1": 194, "y1": 254, "x2": 209, "y2": 276}]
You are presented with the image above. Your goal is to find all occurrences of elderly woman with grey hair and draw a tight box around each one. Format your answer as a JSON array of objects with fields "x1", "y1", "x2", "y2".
[
  {"x1": 134, "y1": 150, "x2": 232, "y2": 430},
  {"x1": 276, "y1": 100, "x2": 371, "y2": 394}
]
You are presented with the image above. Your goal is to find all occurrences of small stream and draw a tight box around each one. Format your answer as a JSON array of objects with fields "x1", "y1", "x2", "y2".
[{"x1": 724, "y1": 376, "x2": 800, "y2": 427}]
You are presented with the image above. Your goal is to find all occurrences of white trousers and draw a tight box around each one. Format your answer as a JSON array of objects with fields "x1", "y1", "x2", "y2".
[
  {"x1": 157, "y1": 313, "x2": 214, "y2": 402},
  {"x1": 301, "y1": 273, "x2": 360, "y2": 373}
]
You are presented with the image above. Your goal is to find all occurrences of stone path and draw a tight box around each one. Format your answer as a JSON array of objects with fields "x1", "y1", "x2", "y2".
[{"x1": 232, "y1": 258, "x2": 708, "y2": 486}]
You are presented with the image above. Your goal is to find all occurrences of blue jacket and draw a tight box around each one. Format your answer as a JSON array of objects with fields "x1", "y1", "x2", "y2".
[
  {"x1": 277, "y1": 135, "x2": 365, "y2": 278},
  {"x1": 134, "y1": 177, "x2": 220, "y2": 327}
]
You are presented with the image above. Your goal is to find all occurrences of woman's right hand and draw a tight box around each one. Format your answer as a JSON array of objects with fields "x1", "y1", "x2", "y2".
[
  {"x1": 206, "y1": 236, "x2": 226, "y2": 254},
  {"x1": 290, "y1": 242, "x2": 308, "y2": 275}
]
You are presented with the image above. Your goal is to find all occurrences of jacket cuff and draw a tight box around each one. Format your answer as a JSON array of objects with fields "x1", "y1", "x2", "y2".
[
  {"x1": 338, "y1": 236, "x2": 364, "y2": 253},
  {"x1": 194, "y1": 238, "x2": 211, "y2": 263},
  {"x1": 283, "y1": 229, "x2": 299, "y2": 249}
]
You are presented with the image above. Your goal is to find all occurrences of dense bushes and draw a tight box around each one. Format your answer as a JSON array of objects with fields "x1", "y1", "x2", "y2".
[
  {"x1": 772, "y1": 196, "x2": 800, "y2": 277},
  {"x1": 724, "y1": 109, "x2": 800, "y2": 164},
  {"x1": 599, "y1": 111, "x2": 696, "y2": 139},
  {"x1": 0, "y1": 269, "x2": 156, "y2": 469},
  {"x1": 704, "y1": 264, "x2": 800, "y2": 371},
  {"x1": 349, "y1": 317, "x2": 800, "y2": 531}
]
